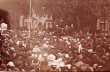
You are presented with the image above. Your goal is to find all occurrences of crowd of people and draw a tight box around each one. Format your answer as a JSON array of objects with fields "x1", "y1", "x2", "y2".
[{"x1": 0, "y1": 29, "x2": 110, "y2": 72}]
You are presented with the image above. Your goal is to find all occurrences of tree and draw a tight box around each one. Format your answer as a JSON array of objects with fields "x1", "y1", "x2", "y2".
[
  {"x1": 79, "y1": 0, "x2": 110, "y2": 34},
  {"x1": 56, "y1": 0, "x2": 110, "y2": 33},
  {"x1": 98, "y1": 0, "x2": 110, "y2": 35},
  {"x1": 17, "y1": 0, "x2": 30, "y2": 18},
  {"x1": 29, "y1": 0, "x2": 110, "y2": 34}
]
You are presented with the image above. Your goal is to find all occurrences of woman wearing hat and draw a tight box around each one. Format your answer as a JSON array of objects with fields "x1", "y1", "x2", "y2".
[
  {"x1": 47, "y1": 54, "x2": 56, "y2": 66},
  {"x1": 7, "y1": 61, "x2": 16, "y2": 71}
]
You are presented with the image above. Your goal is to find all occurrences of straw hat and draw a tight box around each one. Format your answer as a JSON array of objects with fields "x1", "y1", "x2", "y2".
[
  {"x1": 16, "y1": 41, "x2": 19, "y2": 46},
  {"x1": 88, "y1": 49, "x2": 93, "y2": 53},
  {"x1": 105, "y1": 53, "x2": 110, "y2": 57},
  {"x1": 7, "y1": 61, "x2": 15, "y2": 67},
  {"x1": 43, "y1": 43, "x2": 49, "y2": 48},
  {"x1": 65, "y1": 64, "x2": 71, "y2": 69},
  {"x1": 57, "y1": 52, "x2": 64, "y2": 57},
  {"x1": 32, "y1": 48, "x2": 37, "y2": 53},
  {"x1": 93, "y1": 64, "x2": 98, "y2": 68},
  {"x1": 57, "y1": 58, "x2": 63, "y2": 62},
  {"x1": 1, "y1": 23, "x2": 7, "y2": 30},
  {"x1": 47, "y1": 54, "x2": 56, "y2": 61},
  {"x1": 51, "y1": 62, "x2": 58, "y2": 67},
  {"x1": 75, "y1": 61, "x2": 84, "y2": 68},
  {"x1": 65, "y1": 54, "x2": 69, "y2": 58},
  {"x1": 58, "y1": 62, "x2": 65, "y2": 67},
  {"x1": 10, "y1": 47, "x2": 15, "y2": 52},
  {"x1": 44, "y1": 53, "x2": 48, "y2": 56}
]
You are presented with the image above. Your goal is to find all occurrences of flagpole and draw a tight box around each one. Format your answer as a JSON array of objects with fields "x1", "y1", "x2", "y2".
[{"x1": 29, "y1": 0, "x2": 31, "y2": 38}]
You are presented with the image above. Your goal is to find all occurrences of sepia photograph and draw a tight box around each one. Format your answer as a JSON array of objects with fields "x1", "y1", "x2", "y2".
[{"x1": 0, "y1": 0, "x2": 110, "y2": 72}]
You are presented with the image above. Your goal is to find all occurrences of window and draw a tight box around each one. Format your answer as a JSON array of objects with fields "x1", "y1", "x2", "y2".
[
  {"x1": 48, "y1": 23, "x2": 50, "y2": 28},
  {"x1": 100, "y1": 23, "x2": 106, "y2": 31},
  {"x1": 51, "y1": 23, "x2": 53, "y2": 28}
]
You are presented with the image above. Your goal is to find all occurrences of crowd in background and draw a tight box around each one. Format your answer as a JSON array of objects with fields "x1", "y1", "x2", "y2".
[{"x1": 0, "y1": 30, "x2": 110, "y2": 72}]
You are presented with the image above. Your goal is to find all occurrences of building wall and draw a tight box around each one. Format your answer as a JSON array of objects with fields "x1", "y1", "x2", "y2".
[
  {"x1": 97, "y1": 19, "x2": 100, "y2": 30},
  {"x1": 46, "y1": 22, "x2": 53, "y2": 29},
  {"x1": 19, "y1": 15, "x2": 54, "y2": 30},
  {"x1": 97, "y1": 18, "x2": 110, "y2": 34},
  {"x1": 24, "y1": 18, "x2": 32, "y2": 29}
]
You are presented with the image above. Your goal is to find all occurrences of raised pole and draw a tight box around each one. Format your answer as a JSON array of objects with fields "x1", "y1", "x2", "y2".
[{"x1": 29, "y1": 0, "x2": 31, "y2": 38}]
